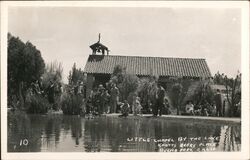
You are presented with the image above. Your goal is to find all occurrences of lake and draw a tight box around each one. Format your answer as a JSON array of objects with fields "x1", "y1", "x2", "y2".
[{"x1": 7, "y1": 112, "x2": 241, "y2": 152}]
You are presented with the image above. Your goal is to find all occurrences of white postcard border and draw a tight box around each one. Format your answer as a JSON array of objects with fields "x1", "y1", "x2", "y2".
[{"x1": 1, "y1": 1, "x2": 249, "y2": 160}]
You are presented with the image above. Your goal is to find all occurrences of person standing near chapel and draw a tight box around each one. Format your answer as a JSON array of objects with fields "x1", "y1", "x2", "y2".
[
  {"x1": 154, "y1": 84, "x2": 165, "y2": 116},
  {"x1": 101, "y1": 90, "x2": 110, "y2": 114},
  {"x1": 110, "y1": 83, "x2": 119, "y2": 113},
  {"x1": 97, "y1": 84, "x2": 105, "y2": 115},
  {"x1": 214, "y1": 89, "x2": 223, "y2": 117}
]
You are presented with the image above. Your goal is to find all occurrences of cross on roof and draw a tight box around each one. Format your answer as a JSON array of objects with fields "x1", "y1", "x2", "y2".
[{"x1": 98, "y1": 33, "x2": 101, "y2": 42}]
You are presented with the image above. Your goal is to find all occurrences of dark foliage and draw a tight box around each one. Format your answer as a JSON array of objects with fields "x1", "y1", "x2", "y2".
[
  {"x1": 170, "y1": 83, "x2": 183, "y2": 115},
  {"x1": 213, "y1": 72, "x2": 241, "y2": 117},
  {"x1": 61, "y1": 63, "x2": 86, "y2": 115},
  {"x1": 107, "y1": 65, "x2": 139, "y2": 102},
  {"x1": 137, "y1": 76, "x2": 158, "y2": 113},
  {"x1": 68, "y1": 63, "x2": 86, "y2": 86},
  {"x1": 192, "y1": 82, "x2": 215, "y2": 106},
  {"x1": 8, "y1": 33, "x2": 45, "y2": 109},
  {"x1": 61, "y1": 92, "x2": 84, "y2": 115},
  {"x1": 26, "y1": 94, "x2": 50, "y2": 114}
]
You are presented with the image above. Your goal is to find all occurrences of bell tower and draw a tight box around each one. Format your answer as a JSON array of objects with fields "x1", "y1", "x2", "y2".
[{"x1": 89, "y1": 33, "x2": 109, "y2": 55}]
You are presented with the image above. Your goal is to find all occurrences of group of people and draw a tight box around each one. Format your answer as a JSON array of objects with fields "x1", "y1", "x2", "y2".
[
  {"x1": 85, "y1": 83, "x2": 171, "y2": 118},
  {"x1": 86, "y1": 84, "x2": 120, "y2": 116},
  {"x1": 184, "y1": 89, "x2": 232, "y2": 117},
  {"x1": 120, "y1": 95, "x2": 143, "y2": 117},
  {"x1": 31, "y1": 78, "x2": 238, "y2": 118},
  {"x1": 184, "y1": 100, "x2": 216, "y2": 116},
  {"x1": 85, "y1": 83, "x2": 146, "y2": 117}
]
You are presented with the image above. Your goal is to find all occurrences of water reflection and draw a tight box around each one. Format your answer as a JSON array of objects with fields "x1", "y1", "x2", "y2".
[{"x1": 8, "y1": 112, "x2": 241, "y2": 152}]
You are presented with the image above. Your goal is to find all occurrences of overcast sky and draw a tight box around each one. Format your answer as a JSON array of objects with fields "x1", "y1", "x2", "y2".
[{"x1": 8, "y1": 7, "x2": 241, "y2": 83}]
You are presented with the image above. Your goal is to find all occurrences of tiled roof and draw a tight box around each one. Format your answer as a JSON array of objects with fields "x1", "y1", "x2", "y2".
[{"x1": 84, "y1": 55, "x2": 211, "y2": 78}]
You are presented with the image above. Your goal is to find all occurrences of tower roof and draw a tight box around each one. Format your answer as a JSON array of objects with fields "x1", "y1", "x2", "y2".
[
  {"x1": 89, "y1": 33, "x2": 109, "y2": 55},
  {"x1": 89, "y1": 42, "x2": 108, "y2": 50}
]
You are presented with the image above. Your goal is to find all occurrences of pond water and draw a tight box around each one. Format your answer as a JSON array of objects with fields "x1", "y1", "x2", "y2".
[{"x1": 7, "y1": 112, "x2": 241, "y2": 152}]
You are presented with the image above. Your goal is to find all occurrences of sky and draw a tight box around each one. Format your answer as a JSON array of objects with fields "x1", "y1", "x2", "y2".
[{"x1": 8, "y1": 7, "x2": 241, "y2": 83}]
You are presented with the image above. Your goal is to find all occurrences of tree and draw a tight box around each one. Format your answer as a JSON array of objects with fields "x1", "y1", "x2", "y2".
[
  {"x1": 170, "y1": 83, "x2": 183, "y2": 115},
  {"x1": 192, "y1": 81, "x2": 214, "y2": 106},
  {"x1": 8, "y1": 33, "x2": 45, "y2": 109},
  {"x1": 42, "y1": 61, "x2": 63, "y2": 90},
  {"x1": 137, "y1": 76, "x2": 158, "y2": 113},
  {"x1": 108, "y1": 65, "x2": 139, "y2": 102},
  {"x1": 120, "y1": 74, "x2": 139, "y2": 101},
  {"x1": 213, "y1": 71, "x2": 241, "y2": 117},
  {"x1": 41, "y1": 61, "x2": 63, "y2": 110},
  {"x1": 225, "y1": 73, "x2": 241, "y2": 117},
  {"x1": 110, "y1": 65, "x2": 126, "y2": 84},
  {"x1": 68, "y1": 63, "x2": 85, "y2": 86},
  {"x1": 214, "y1": 71, "x2": 226, "y2": 85},
  {"x1": 61, "y1": 63, "x2": 86, "y2": 115}
]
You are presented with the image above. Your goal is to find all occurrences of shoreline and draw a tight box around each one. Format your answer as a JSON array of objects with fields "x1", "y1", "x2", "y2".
[
  {"x1": 104, "y1": 113, "x2": 241, "y2": 124},
  {"x1": 8, "y1": 110, "x2": 241, "y2": 124}
]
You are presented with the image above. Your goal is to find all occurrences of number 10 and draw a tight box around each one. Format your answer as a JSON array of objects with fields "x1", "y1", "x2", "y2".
[{"x1": 20, "y1": 139, "x2": 28, "y2": 146}]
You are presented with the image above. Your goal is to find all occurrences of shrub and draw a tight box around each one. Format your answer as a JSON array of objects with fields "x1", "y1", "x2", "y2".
[
  {"x1": 25, "y1": 93, "x2": 50, "y2": 114},
  {"x1": 41, "y1": 61, "x2": 63, "y2": 110},
  {"x1": 192, "y1": 82, "x2": 214, "y2": 105},
  {"x1": 137, "y1": 76, "x2": 158, "y2": 113},
  {"x1": 107, "y1": 65, "x2": 139, "y2": 102},
  {"x1": 61, "y1": 92, "x2": 84, "y2": 115},
  {"x1": 170, "y1": 83, "x2": 183, "y2": 115},
  {"x1": 119, "y1": 74, "x2": 139, "y2": 101}
]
